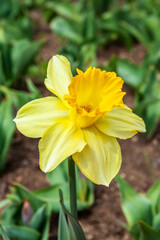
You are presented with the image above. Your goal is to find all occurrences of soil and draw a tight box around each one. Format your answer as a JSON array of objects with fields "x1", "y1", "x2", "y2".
[{"x1": 1, "y1": 10, "x2": 160, "y2": 240}]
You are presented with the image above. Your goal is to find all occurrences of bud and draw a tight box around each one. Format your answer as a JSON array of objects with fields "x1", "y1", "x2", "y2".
[{"x1": 22, "y1": 200, "x2": 33, "y2": 225}]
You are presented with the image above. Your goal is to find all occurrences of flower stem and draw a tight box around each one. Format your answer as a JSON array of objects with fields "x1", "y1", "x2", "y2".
[{"x1": 68, "y1": 156, "x2": 78, "y2": 219}]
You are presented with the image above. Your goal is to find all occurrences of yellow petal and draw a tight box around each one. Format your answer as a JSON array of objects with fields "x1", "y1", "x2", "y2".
[
  {"x1": 95, "y1": 105, "x2": 146, "y2": 139},
  {"x1": 14, "y1": 97, "x2": 68, "y2": 138},
  {"x1": 39, "y1": 120, "x2": 86, "y2": 172},
  {"x1": 73, "y1": 126, "x2": 121, "y2": 186},
  {"x1": 45, "y1": 55, "x2": 72, "y2": 102}
]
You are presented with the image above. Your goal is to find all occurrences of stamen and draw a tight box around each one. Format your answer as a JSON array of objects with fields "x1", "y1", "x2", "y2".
[{"x1": 80, "y1": 104, "x2": 93, "y2": 113}]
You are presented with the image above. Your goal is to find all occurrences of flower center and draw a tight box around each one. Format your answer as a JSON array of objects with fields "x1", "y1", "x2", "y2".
[
  {"x1": 80, "y1": 104, "x2": 93, "y2": 113},
  {"x1": 64, "y1": 67, "x2": 126, "y2": 128},
  {"x1": 76, "y1": 104, "x2": 94, "y2": 115}
]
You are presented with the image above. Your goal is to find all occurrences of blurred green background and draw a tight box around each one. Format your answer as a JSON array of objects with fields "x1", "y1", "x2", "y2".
[{"x1": 0, "y1": 0, "x2": 160, "y2": 239}]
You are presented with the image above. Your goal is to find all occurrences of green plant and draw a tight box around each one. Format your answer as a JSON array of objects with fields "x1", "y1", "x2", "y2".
[
  {"x1": 116, "y1": 175, "x2": 160, "y2": 240},
  {"x1": 58, "y1": 189, "x2": 86, "y2": 240},
  {"x1": 0, "y1": 40, "x2": 43, "y2": 88},
  {"x1": 0, "y1": 201, "x2": 50, "y2": 240},
  {"x1": 0, "y1": 0, "x2": 34, "y2": 42},
  {"x1": 49, "y1": 0, "x2": 99, "y2": 74},
  {"x1": 0, "y1": 99, "x2": 15, "y2": 175},
  {"x1": 99, "y1": 0, "x2": 160, "y2": 50},
  {"x1": 37, "y1": 0, "x2": 160, "y2": 77},
  {"x1": 0, "y1": 40, "x2": 42, "y2": 173},
  {"x1": 43, "y1": 0, "x2": 160, "y2": 75},
  {"x1": 0, "y1": 160, "x2": 94, "y2": 239},
  {"x1": 0, "y1": 0, "x2": 44, "y2": 173},
  {"x1": 0, "y1": 0, "x2": 44, "y2": 89},
  {"x1": 38, "y1": 0, "x2": 113, "y2": 73},
  {"x1": 0, "y1": 80, "x2": 41, "y2": 173},
  {"x1": 0, "y1": 31, "x2": 43, "y2": 173}
]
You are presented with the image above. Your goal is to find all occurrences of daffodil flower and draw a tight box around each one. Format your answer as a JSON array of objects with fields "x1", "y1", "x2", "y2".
[{"x1": 14, "y1": 55, "x2": 145, "y2": 186}]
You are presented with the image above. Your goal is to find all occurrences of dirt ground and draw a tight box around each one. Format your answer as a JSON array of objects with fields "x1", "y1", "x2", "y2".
[{"x1": 0, "y1": 11, "x2": 160, "y2": 240}]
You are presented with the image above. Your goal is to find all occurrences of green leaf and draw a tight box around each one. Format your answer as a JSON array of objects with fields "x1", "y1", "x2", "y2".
[
  {"x1": 40, "y1": 216, "x2": 50, "y2": 240},
  {"x1": 116, "y1": 59, "x2": 144, "y2": 89},
  {"x1": 153, "y1": 214, "x2": 160, "y2": 232},
  {"x1": 46, "y1": 1, "x2": 81, "y2": 22},
  {"x1": 91, "y1": 0, "x2": 112, "y2": 14},
  {"x1": 33, "y1": 183, "x2": 70, "y2": 212},
  {"x1": 0, "y1": 199, "x2": 11, "y2": 209},
  {"x1": 0, "y1": 20, "x2": 25, "y2": 43},
  {"x1": 58, "y1": 207, "x2": 69, "y2": 240},
  {"x1": 138, "y1": 221, "x2": 160, "y2": 240},
  {"x1": 0, "y1": 42, "x2": 13, "y2": 85},
  {"x1": 1, "y1": 225, "x2": 40, "y2": 240},
  {"x1": 47, "y1": 159, "x2": 68, "y2": 185},
  {"x1": 59, "y1": 189, "x2": 86, "y2": 240},
  {"x1": 11, "y1": 39, "x2": 43, "y2": 81},
  {"x1": 138, "y1": 67, "x2": 158, "y2": 97},
  {"x1": 83, "y1": 9, "x2": 96, "y2": 41},
  {"x1": 0, "y1": 50, "x2": 7, "y2": 85},
  {"x1": 1, "y1": 205, "x2": 18, "y2": 225},
  {"x1": 0, "y1": 0, "x2": 12, "y2": 18},
  {"x1": 142, "y1": 16, "x2": 160, "y2": 44},
  {"x1": 26, "y1": 79, "x2": 41, "y2": 99},
  {"x1": 29, "y1": 204, "x2": 47, "y2": 230},
  {"x1": 0, "y1": 99, "x2": 15, "y2": 173},
  {"x1": 13, "y1": 184, "x2": 45, "y2": 211},
  {"x1": 40, "y1": 204, "x2": 51, "y2": 240},
  {"x1": 116, "y1": 175, "x2": 153, "y2": 228},
  {"x1": 120, "y1": 20, "x2": 150, "y2": 48},
  {"x1": 29, "y1": 204, "x2": 51, "y2": 240},
  {"x1": 80, "y1": 43, "x2": 97, "y2": 67},
  {"x1": 129, "y1": 222, "x2": 141, "y2": 240},
  {"x1": 0, "y1": 225, "x2": 11, "y2": 240},
  {"x1": 0, "y1": 84, "x2": 40, "y2": 110},
  {"x1": 0, "y1": 0, "x2": 20, "y2": 19},
  {"x1": 145, "y1": 100, "x2": 160, "y2": 137},
  {"x1": 34, "y1": 182, "x2": 94, "y2": 213},
  {"x1": 99, "y1": 13, "x2": 133, "y2": 49},
  {"x1": 146, "y1": 179, "x2": 160, "y2": 215},
  {"x1": 46, "y1": 160, "x2": 94, "y2": 212},
  {"x1": 116, "y1": 175, "x2": 137, "y2": 201},
  {"x1": 50, "y1": 17, "x2": 83, "y2": 44},
  {"x1": 134, "y1": 68, "x2": 160, "y2": 137},
  {"x1": 6, "y1": 191, "x2": 21, "y2": 204}
]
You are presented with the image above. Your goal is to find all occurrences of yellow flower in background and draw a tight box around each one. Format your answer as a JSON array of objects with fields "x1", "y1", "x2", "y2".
[{"x1": 14, "y1": 55, "x2": 145, "y2": 186}]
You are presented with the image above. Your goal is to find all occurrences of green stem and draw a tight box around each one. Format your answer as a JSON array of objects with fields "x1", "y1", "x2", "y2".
[{"x1": 68, "y1": 156, "x2": 78, "y2": 219}]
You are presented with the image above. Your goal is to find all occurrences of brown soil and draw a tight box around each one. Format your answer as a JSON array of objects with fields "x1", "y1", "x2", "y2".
[{"x1": 1, "y1": 11, "x2": 160, "y2": 240}]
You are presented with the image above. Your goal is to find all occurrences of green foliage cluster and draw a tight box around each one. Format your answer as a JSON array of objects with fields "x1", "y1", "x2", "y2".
[
  {"x1": 117, "y1": 175, "x2": 160, "y2": 240},
  {"x1": 0, "y1": 160, "x2": 94, "y2": 239},
  {"x1": 0, "y1": 0, "x2": 43, "y2": 173},
  {"x1": 58, "y1": 189, "x2": 86, "y2": 240},
  {"x1": 38, "y1": 0, "x2": 114, "y2": 74}
]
